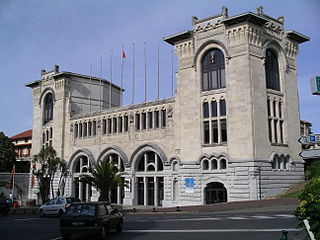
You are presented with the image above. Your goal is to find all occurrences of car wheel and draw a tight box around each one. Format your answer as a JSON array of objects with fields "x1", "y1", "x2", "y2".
[
  {"x1": 61, "y1": 234, "x2": 70, "y2": 240},
  {"x1": 58, "y1": 209, "x2": 64, "y2": 217},
  {"x1": 40, "y1": 209, "x2": 45, "y2": 218},
  {"x1": 98, "y1": 226, "x2": 107, "y2": 239},
  {"x1": 116, "y1": 221, "x2": 123, "y2": 233}
]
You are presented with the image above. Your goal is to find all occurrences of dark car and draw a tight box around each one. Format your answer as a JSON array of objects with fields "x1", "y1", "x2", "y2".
[
  {"x1": 60, "y1": 202, "x2": 123, "y2": 240},
  {"x1": 0, "y1": 198, "x2": 11, "y2": 216}
]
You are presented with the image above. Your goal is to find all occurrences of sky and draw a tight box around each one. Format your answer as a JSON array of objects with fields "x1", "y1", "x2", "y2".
[{"x1": 0, "y1": 0, "x2": 319, "y2": 137}]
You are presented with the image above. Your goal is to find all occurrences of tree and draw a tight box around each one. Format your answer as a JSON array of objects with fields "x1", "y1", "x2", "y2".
[
  {"x1": 80, "y1": 160, "x2": 126, "y2": 202},
  {"x1": 33, "y1": 146, "x2": 67, "y2": 203},
  {"x1": 57, "y1": 160, "x2": 68, "y2": 197},
  {"x1": 0, "y1": 132, "x2": 17, "y2": 172}
]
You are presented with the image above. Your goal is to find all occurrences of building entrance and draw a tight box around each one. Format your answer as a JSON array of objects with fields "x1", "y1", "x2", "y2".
[{"x1": 204, "y1": 182, "x2": 227, "y2": 204}]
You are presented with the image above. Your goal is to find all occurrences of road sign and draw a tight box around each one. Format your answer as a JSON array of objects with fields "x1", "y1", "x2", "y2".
[
  {"x1": 298, "y1": 134, "x2": 320, "y2": 144},
  {"x1": 299, "y1": 149, "x2": 320, "y2": 158},
  {"x1": 310, "y1": 76, "x2": 320, "y2": 95}
]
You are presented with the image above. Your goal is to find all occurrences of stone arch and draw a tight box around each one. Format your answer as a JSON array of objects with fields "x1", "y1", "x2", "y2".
[
  {"x1": 39, "y1": 87, "x2": 56, "y2": 106},
  {"x1": 203, "y1": 179, "x2": 228, "y2": 204},
  {"x1": 195, "y1": 40, "x2": 230, "y2": 68},
  {"x1": 97, "y1": 146, "x2": 129, "y2": 166},
  {"x1": 68, "y1": 148, "x2": 96, "y2": 172},
  {"x1": 197, "y1": 153, "x2": 228, "y2": 165},
  {"x1": 129, "y1": 142, "x2": 168, "y2": 167}
]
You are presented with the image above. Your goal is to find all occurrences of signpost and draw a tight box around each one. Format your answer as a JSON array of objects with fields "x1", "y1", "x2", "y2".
[
  {"x1": 298, "y1": 134, "x2": 320, "y2": 145},
  {"x1": 299, "y1": 149, "x2": 320, "y2": 159},
  {"x1": 310, "y1": 76, "x2": 320, "y2": 95},
  {"x1": 298, "y1": 134, "x2": 320, "y2": 159}
]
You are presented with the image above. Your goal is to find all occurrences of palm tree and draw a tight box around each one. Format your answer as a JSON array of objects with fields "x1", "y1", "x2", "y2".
[{"x1": 80, "y1": 160, "x2": 126, "y2": 202}]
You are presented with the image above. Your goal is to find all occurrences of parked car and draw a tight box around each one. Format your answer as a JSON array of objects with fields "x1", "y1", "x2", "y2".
[
  {"x1": 60, "y1": 202, "x2": 123, "y2": 240},
  {"x1": 0, "y1": 197, "x2": 11, "y2": 216},
  {"x1": 39, "y1": 197, "x2": 81, "y2": 217}
]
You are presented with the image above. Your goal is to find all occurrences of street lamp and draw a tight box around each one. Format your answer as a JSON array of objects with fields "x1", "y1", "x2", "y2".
[{"x1": 258, "y1": 167, "x2": 262, "y2": 200}]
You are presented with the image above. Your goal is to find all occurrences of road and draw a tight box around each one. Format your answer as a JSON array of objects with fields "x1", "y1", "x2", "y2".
[{"x1": 0, "y1": 210, "x2": 306, "y2": 240}]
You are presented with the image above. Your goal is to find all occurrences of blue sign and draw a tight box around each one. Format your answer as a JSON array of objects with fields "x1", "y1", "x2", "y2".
[
  {"x1": 310, "y1": 136, "x2": 316, "y2": 142},
  {"x1": 185, "y1": 178, "x2": 195, "y2": 189}
]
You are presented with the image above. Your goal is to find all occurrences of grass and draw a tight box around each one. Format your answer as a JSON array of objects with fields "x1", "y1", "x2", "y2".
[{"x1": 279, "y1": 181, "x2": 306, "y2": 199}]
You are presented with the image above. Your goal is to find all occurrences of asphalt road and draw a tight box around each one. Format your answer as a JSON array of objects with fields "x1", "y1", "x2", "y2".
[{"x1": 0, "y1": 210, "x2": 306, "y2": 240}]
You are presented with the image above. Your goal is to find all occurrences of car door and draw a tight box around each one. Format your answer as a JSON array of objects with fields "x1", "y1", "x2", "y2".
[
  {"x1": 43, "y1": 199, "x2": 56, "y2": 215},
  {"x1": 53, "y1": 197, "x2": 64, "y2": 214},
  {"x1": 105, "y1": 204, "x2": 119, "y2": 229},
  {"x1": 98, "y1": 204, "x2": 110, "y2": 229}
]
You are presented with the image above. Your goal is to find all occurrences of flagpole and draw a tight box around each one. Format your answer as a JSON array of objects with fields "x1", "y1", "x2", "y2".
[
  {"x1": 157, "y1": 44, "x2": 160, "y2": 100},
  {"x1": 109, "y1": 50, "x2": 113, "y2": 109},
  {"x1": 121, "y1": 45, "x2": 124, "y2": 106},
  {"x1": 100, "y1": 57, "x2": 103, "y2": 110},
  {"x1": 144, "y1": 42, "x2": 147, "y2": 102},
  {"x1": 89, "y1": 65, "x2": 92, "y2": 112},
  {"x1": 132, "y1": 43, "x2": 135, "y2": 105},
  {"x1": 171, "y1": 49, "x2": 174, "y2": 97},
  {"x1": 11, "y1": 164, "x2": 15, "y2": 203}
]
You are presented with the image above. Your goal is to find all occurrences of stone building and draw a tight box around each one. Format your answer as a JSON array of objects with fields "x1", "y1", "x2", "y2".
[{"x1": 26, "y1": 7, "x2": 309, "y2": 206}]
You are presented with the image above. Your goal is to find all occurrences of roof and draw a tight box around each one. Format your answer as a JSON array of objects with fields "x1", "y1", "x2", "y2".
[
  {"x1": 222, "y1": 12, "x2": 269, "y2": 26},
  {"x1": 163, "y1": 30, "x2": 193, "y2": 45},
  {"x1": 10, "y1": 130, "x2": 32, "y2": 140}
]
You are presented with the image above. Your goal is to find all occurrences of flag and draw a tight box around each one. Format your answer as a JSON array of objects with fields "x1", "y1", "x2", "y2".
[
  {"x1": 122, "y1": 49, "x2": 126, "y2": 59},
  {"x1": 31, "y1": 163, "x2": 36, "y2": 188},
  {"x1": 8, "y1": 165, "x2": 15, "y2": 189}
]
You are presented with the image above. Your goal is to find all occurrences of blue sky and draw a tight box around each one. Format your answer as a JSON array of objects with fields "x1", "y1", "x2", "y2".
[{"x1": 0, "y1": 0, "x2": 319, "y2": 137}]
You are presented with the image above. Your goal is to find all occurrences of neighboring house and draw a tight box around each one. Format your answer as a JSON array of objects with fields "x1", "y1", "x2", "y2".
[
  {"x1": 0, "y1": 130, "x2": 32, "y2": 204},
  {"x1": 300, "y1": 120, "x2": 312, "y2": 137},
  {"x1": 299, "y1": 120, "x2": 320, "y2": 166},
  {"x1": 26, "y1": 6, "x2": 309, "y2": 207},
  {"x1": 11, "y1": 129, "x2": 32, "y2": 160}
]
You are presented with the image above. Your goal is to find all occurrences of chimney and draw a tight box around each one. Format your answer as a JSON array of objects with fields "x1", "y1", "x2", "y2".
[{"x1": 54, "y1": 65, "x2": 60, "y2": 73}]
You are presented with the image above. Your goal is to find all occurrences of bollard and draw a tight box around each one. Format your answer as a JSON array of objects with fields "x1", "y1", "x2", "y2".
[
  {"x1": 133, "y1": 208, "x2": 136, "y2": 213},
  {"x1": 176, "y1": 206, "x2": 180, "y2": 212},
  {"x1": 152, "y1": 207, "x2": 156, "y2": 212},
  {"x1": 280, "y1": 230, "x2": 288, "y2": 240}
]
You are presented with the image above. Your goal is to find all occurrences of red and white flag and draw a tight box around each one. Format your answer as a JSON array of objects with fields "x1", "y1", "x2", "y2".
[
  {"x1": 8, "y1": 165, "x2": 15, "y2": 189},
  {"x1": 122, "y1": 49, "x2": 126, "y2": 59}
]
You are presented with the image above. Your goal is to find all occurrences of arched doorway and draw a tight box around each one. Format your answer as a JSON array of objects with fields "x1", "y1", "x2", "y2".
[
  {"x1": 204, "y1": 182, "x2": 227, "y2": 204},
  {"x1": 100, "y1": 153, "x2": 125, "y2": 205},
  {"x1": 135, "y1": 150, "x2": 164, "y2": 206},
  {"x1": 71, "y1": 155, "x2": 92, "y2": 202}
]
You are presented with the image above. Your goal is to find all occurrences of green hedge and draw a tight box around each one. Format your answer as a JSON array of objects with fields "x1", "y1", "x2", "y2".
[{"x1": 295, "y1": 177, "x2": 320, "y2": 239}]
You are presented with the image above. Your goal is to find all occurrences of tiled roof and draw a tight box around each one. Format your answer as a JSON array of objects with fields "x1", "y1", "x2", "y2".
[{"x1": 10, "y1": 129, "x2": 32, "y2": 140}]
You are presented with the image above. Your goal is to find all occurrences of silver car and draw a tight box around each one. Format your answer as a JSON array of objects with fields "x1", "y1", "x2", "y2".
[{"x1": 39, "y1": 197, "x2": 81, "y2": 217}]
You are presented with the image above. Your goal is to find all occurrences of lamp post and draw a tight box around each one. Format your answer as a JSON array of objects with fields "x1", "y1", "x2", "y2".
[{"x1": 258, "y1": 167, "x2": 262, "y2": 200}]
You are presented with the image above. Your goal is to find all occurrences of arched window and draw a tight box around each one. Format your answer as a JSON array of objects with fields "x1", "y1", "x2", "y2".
[
  {"x1": 265, "y1": 49, "x2": 280, "y2": 91},
  {"x1": 202, "y1": 160, "x2": 209, "y2": 170},
  {"x1": 44, "y1": 93, "x2": 53, "y2": 124},
  {"x1": 202, "y1": 49, "x2": 225, "y2": 91},
  {"x1": 212, "y1": 159, "x2": 218, "y2": 170},
  {"x1": 220, "y1": 159, "x2": 227, "y2": 169}
]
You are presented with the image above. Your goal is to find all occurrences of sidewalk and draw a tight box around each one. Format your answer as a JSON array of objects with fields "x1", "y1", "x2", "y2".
[{"x1": 9, "y1": 198, "x2": 299, "y2": 215}]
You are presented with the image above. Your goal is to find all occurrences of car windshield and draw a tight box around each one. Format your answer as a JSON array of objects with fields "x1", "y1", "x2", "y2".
[
  {"x1": 66, "y1": 198, "x2": 81, "y2": 203},
  {"x1": 65, "y1": 204, "x2": 96, "y2": 217}
]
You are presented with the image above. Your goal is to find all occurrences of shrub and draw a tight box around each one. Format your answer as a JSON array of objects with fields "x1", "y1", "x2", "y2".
[{"x1": 295, "y1": 177, "x2": 320, "y2": 239}]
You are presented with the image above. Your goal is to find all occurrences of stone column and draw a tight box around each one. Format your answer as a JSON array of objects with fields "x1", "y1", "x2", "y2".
[
  {"x1": 144, "y1": 177, "x2": 147, "y2": 206},
  {"x1": 154, "y1": 177, "x2": 158, "y2": 206}
]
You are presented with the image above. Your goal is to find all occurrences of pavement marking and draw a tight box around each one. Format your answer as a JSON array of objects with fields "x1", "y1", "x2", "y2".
[
  {"x1": 274, "y1": 214, "x2": 294, "y2": 218},
  {"x1": 123, "y1": 228, "x2": 301, "y2": 233},
  {"x1": 50, "y1": 237, "x2": 62, "y2": 240},
  {"x1": 14, "y1": 218, "x2": 38, "y2": 221},
  {"x1": 227, "y1": 217, "x2": 249, "y2": 220},
  {"x1": 251, "y1": 215, "x2": 275, "y2": 219}
]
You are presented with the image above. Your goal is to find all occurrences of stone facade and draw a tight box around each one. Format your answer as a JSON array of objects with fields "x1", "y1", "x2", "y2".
[{"x1": 27, "y1": 7, "x2": 309, "y2": 206}]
